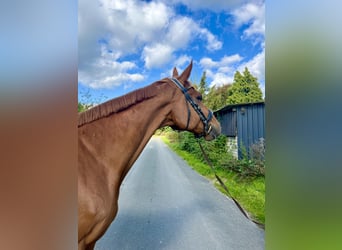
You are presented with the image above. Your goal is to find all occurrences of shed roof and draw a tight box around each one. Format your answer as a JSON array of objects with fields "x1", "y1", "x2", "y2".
[{"x1": 214, "y1": 101, "x2": 265, "y2": 114}]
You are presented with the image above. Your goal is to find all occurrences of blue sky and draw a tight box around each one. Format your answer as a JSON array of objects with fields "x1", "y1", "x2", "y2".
[{"x1": 78, "y1": 0, "x2": 265, "y2": 104}]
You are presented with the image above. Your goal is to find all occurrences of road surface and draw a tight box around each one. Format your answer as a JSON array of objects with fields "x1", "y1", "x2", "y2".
[{"x1": 95, "y1": 137, "x2": 264, "y2": 250}]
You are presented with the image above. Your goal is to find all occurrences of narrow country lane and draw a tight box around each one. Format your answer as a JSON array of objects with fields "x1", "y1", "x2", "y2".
[{"x1": 95, "y1": 137, "x2": 264, "y2": 250}]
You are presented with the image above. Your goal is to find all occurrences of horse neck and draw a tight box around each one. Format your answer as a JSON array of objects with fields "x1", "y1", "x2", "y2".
[
  {"x1": 80, "y1": 83, "x2": 175, "y2": 181},
  {"x1": 120, "y1": 96, "x2": 170, "y2": 159}
]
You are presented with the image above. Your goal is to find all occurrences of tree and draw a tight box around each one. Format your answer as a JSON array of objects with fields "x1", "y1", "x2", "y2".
[
  {"x1": 206, "y1": 84, "x2": 231, "y2": 110},
  {"x1": 227, "y1": 67, "x2": 263, "y2": 104},
  {"x1": 194, "y1": 71, "x2": 232, "y2": 110},
  {"x1": 78, "y1": 102, "x2": 92, "y2": 112},
  {"x1": 198, "y1": 71, "x2": 209, "y2": 101}
]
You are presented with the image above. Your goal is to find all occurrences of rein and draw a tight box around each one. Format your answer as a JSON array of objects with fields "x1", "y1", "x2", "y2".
[
  {"x1": 169, "y1": 78, "x2": 213, "y2": 137},
  {"x1": 197, "y1": 140, "x2": 265, "y2": 229}
]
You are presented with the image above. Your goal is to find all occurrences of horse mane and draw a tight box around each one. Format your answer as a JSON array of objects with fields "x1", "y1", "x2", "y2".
[{"x1": 78, "y1": 80, "x2": 168, "y2": 127}]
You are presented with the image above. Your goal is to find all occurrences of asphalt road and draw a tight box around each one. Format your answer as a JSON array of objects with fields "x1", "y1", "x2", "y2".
[{"x1": 95, "y1": 137, "x2": 264, "y2": 250}]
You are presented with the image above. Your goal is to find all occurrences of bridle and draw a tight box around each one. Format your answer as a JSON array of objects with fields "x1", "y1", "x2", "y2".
[{"x1": 169, "y1": 78, "x2": 214, "y2": 138}]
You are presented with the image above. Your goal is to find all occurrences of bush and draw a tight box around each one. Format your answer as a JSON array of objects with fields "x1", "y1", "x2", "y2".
[
  {"x1": 165, "y1": 130, "x2": 265, "y2": 179},
  {"x1": 250, "y1": 138, "x2": 265, "y2": 164},
  {"x1": 223, "y1": 139, "x2": 265, "y2": 178},
  {"x1": 78, "y1": 102, "x2": 93, "y2": 112}
]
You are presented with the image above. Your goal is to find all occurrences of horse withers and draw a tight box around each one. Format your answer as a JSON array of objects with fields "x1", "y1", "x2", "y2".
[{"x1": 78, "y1": 61, "x2": 221, "y2": 250}]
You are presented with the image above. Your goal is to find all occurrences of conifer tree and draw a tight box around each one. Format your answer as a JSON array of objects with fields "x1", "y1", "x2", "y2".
[
  {"x1": 198, "y1": 71, "x2": 209, "y2": 97},
  {"x1": 227, "y1": 67, "x2": 263, "y2": 104}
]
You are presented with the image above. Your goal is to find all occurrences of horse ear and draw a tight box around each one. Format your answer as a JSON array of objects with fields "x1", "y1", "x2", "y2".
[
  {"x1": 172, "y1": 67, "x2": 179, "y2": 77},
  {"x1": 179, "y1": 60, "x2": 193, "y2": 84}
]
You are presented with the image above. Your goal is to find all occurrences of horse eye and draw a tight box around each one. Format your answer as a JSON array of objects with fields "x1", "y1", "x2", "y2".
[{"x1": 196, "y1": 95, "x2": 203, "y2": 101}]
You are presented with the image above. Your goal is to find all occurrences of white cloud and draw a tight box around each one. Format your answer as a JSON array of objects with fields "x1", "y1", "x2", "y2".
[
  {"x1": 80, "y1": 0, "x2": 174, "y2": 56},
  {"x1": 142, "y1": 16, "x2": 221, "y2": 69},
  {"x1": 200, "y1": 57, "x2": 217, "y2": 68},
  {"x1": 79, "y1": 0, "x2": 224, "y2": 88},
  {"x1": 78, "y1": 0, "x2": 108, "y2": 69},
  {"x1": 200, "y1": 54, "x2": 243, "y2": 69},
  {"x1": 79, "y1": 46, "x2": 144, "y2": 89},
  {"x1": 231, "y1": 1, "x2": 265, "y2": 41},
  {"x1": 237, "y1": 46, "x2": 265, "y2": 94},
  {"x1": 199, "y1": 49, "x2": 264, "y2": 93},
  {"x1": 104, "y1": 0, "x2": 174, "y2": 53},
  {"x1": 143, "y1": 43, "x2": 174, "y2": 69},
  {"x1": 199, "y1": 29, "x2": 223, "y2": 51},
  {"x1": 79, "y1": 71, "x2": 144, "y2": 90},
  {"x1": 166, "y1": 18, "x2": 222, "y2": 52},
  {"x1": 79, "y1": 0, "x2": 174, "y2": 88},
  {"x1": 160, "y1": 54, "x2": 192, "y2": 79},
  {"x1": 163, "y1": 0, "x2": 246, "y2": 12},
  {"x1": 200, "y1": 54, "x2": 243, "y2": 86},
  {"x1": 174, "y1": 55, "x2": 192, "y2": 68},
  {"x1": 166, "y1": 17, "x2": 196, "y2": 49},
  {"x1": 228, "y1": 1, "x2": 265, "y2": 95},
  {"x1": 221, "y1": 54, "x2": 243, "y2": 65},
  {"x1": 207, "y1": 70, "x2": 234, "y2": 87}
]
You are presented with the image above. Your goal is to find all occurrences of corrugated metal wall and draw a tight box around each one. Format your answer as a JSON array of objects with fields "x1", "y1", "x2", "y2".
[
  {"x1": 215, "y1": 102, "x2": 265, "y2": 159},
  {"x1": 236, "y1": 103, "x2": 265, "y2": 158},
  {"x1": 216, "y1": 108, "x2": 237, "y2": 137}
]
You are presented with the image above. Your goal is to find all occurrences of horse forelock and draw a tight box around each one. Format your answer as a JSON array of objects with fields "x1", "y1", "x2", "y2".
[{"x1": 78, "y1": 81, "x2": 168, "y2": 127}]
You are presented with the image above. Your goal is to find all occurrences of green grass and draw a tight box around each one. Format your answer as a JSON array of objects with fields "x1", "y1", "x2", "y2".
[{"x1": 160, "y1": 135, "x2": 265, "y2": 225}]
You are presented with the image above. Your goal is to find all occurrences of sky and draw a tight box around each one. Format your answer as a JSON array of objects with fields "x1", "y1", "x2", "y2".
[{"x1": 78, "y1": 0, "x2": 265, "y2": 104}]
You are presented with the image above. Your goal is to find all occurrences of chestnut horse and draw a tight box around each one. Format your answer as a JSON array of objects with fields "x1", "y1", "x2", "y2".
[{"x1": 78, "y1": 61, "x2": 221, "y2": 250}]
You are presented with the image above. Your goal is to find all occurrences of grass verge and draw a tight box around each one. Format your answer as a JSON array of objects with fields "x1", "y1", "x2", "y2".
[{"x1": 160, "y1": 135, "x2": 265, "y2": 225}]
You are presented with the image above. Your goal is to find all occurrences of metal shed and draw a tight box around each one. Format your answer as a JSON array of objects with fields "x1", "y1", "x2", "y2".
[{"x1": 214, "y1": 102, "x2": 265, "y2": 159}]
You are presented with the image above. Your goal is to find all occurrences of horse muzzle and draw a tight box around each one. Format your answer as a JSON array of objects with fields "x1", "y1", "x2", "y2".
[{"x1": 203, "y1": 122, "x2": 221, "y2": 141}]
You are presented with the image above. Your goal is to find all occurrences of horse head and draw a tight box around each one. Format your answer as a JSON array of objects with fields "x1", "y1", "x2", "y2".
[{"x1": 167, "y1": 61, "x2": 221, "y2": 141}]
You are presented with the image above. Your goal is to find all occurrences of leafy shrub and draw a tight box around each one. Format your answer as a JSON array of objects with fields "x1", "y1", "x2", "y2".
[
  {"x1": 78, "y1": 102, "x2": 93, "y2": 112},
  {"x1": 250, "y1": 138, "x2": 265, "y2": 163},
  {"x1": 165, "y1": 130, "x2": 265, "y2": 179},
  {"x1": 223, "y1": 138, "x2": 265, "y2": 178}
]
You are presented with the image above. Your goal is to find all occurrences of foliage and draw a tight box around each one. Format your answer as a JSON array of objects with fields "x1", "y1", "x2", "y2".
[
  {"x1": 154, "y1": 126, "x2": 173, "y2": 136},
  {"x1": 221, "y1": 139, "x2": 265, "y2": 178},
  {"x1": 193, "y1": 67, "x2": 262, "y2": 111},
  {"x1": 227, "y1": 67, "x2": 263, "y2": 104},
  {"x1": 250, "y1": 138, "x2": 265, "y2": 170},
  {"x1": 221, "y1": 156, "x2": 265, "y2": 179},
  {"x1": 165, "y1": 130, "x2": 265, "y2": 179},
  {"x1": 198, "y1": 71, "x2": 209, "y2": 98},
  {"x1": 190, "y1": 67, "x2": 264, "y2": 112},
  {"x1": 173, "y1": 132, "x2": 231, "y2": 167},
  {"x1": 206, "y1": 84, "x2": 231, "y2": 110},
  {"x1": 78, "y1": 102, "x2": 92, "y2": 112},
  {"x1": 192, "y1": 71, "x2": 231, "y2": 111}
]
